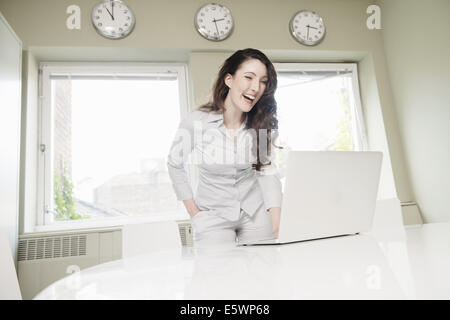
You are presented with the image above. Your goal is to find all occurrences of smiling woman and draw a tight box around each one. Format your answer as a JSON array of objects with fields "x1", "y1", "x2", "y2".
[
  {"x1": 224, "y1": 59, "x2": 268, "y2": 114},
  {"x1": 167, "y1": 48, "x2": 282, "y2": 246}
]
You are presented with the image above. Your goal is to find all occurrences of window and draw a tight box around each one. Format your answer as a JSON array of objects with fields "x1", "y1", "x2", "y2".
[
  {"x1": 273, "y1": 63, "x2": 367, "y2": 179},
  {"x1": 38, "y1": 63, "x2": 189, "y2": 227}
]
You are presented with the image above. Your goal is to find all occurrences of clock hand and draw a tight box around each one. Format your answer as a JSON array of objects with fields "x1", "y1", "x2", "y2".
[
  {"x1": 215, "y1": 18, "x2": 225, "y2": 22},
  {"x1": 111, "y1": 1, "x2": 115, "y2": 20},
  {"x1": 309, "y1": 25, "x2": 318, "y2": 30},
  {"x1": 213, "y1": 18, "x2": 220, "y2": 38},
  {"x1": 105, "y1": 7, "x2": 114, "y2": 20},
  {"x1": 306, "y1": 25, "x2": 310, "y2": 39}
]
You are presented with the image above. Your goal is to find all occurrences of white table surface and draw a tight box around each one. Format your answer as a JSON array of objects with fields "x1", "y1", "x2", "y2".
[{"x1": 34, "y1": 222, "x2": 450, "y2": 300}]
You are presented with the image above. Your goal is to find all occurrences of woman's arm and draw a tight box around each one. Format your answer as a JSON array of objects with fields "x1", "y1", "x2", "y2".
[
  {"x1": 258, "y1": 172, "x2": 282, "y2": 238},
  {"x1": 256, "y1": 155, "x2": 283, "y2": 238},
  {"x1": 167, "y1": 112, "x2": 199, "y2": 215},
  {"x1": 183, "y1": 199, "x2": 200, "y2": 218},
  {"x1": 268, "y1": 207, "x2": 281, "y2": 238}
]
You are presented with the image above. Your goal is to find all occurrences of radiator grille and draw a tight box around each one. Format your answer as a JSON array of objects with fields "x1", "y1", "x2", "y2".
[
  {"x1": 18, "y1": 235, "x2": 88, "y2": 261},
  {"x1": 178, "y1": 223, "x2": 193, "y2": 247}
]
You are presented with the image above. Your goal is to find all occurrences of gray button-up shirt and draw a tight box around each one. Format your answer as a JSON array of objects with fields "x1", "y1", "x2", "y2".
[{"x1": 167, "y1": 110, "x2": 282, "y2": 221}]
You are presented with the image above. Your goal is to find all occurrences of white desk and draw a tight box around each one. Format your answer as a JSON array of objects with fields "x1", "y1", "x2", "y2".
[{"x1": 34, "y1": 223, "x2": 450, "y2": 299}]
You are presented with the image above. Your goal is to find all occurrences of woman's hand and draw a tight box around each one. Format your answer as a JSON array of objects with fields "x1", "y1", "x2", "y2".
[
  {"x1": 268, "y1": 207, "x2": 281, "y2": 238},
  {"x1": 183, "y1": 199, "x2": 201, "y2": 218}
]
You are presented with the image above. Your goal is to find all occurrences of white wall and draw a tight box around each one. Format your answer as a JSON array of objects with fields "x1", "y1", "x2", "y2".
[
  {"x1": 358, "y1": 54, "x2": 398, "y2": 200},
  {"x1": 378, "y1": 0, "x2": 450, "y2": 223},
  {"x1": 19, "y1": 51, "x2": 39, "y2": 234},
  {"x1": 0, "y1": 12, "x2": 22, "y2": 266}
]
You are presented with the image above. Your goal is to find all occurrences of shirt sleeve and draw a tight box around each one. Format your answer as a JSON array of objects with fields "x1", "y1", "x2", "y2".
[
  {"x1": 167, "y1": 113, "x2": 196, "y2": 201},
  {"x1": 256, "y1": 152, "x2": 283, "y2": 211}
]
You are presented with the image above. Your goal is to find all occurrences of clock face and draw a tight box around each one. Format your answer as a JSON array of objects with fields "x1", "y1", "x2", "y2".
[
  {"x1": 91, "y1": 0, "x2": 135, "y2": 39},
  {"x1": 289, "y1": 10, "x2": 325, "y2": 46},
  {"x1": 194, "y1": 3, "x2": 234, "y2": 41}
]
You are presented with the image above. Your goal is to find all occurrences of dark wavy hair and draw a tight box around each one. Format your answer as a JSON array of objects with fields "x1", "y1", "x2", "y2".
[{"x1": 198, "y1": 48, "x2": 280, "y2": 171}]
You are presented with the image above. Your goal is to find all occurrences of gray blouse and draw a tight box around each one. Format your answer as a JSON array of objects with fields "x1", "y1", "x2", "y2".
[{"x1": 167, "y1": 110, "x2": 282, "y2": 221}]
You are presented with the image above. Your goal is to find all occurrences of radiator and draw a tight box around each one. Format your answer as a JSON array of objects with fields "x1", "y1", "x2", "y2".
[
  {"x1": 18, "y1": 230, "x2": 121, "y2": 300},
  {"x1": 177, "y1": 220, "x2": 194, "y2": 247},
  {"x1": 17, "y1": 221, "x2": 193, "y2": 300}
]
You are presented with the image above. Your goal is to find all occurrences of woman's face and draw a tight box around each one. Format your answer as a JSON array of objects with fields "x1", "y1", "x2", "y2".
[{"x1": 224, "y1": 58, "x2": 268, "y2": 113}]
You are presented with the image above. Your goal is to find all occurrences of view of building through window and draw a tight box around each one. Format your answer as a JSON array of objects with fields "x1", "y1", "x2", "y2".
[
  {"x1": 273, "y1": 70, "x2": 361, "y2": 181},
  {"x1": 52, "y1": 77, "x2": 183, "y2": 221},
  {"x1": 276, "y1": 71, "x2": 357, "y2": 151}
]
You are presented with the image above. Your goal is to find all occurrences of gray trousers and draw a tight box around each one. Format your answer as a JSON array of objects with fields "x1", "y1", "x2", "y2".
[{"x1": 190, "y1": 207, "x2": 274, "y2": 246}]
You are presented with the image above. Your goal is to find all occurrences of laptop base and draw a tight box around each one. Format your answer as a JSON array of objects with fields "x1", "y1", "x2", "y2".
[{"x1": 237, "y1": 233, "x2": 360, "y2": 246}]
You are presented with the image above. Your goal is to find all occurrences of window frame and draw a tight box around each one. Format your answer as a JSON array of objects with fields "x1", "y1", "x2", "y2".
[
  {"x1": 273, "y1": 62, "x2": 368, "y2": 152},
  {"x1": 37, "y1": 62, "x2": 190, "y2": 229}
]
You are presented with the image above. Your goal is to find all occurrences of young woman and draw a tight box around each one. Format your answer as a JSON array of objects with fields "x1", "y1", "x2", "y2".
[{"x1": 167, "y1": 48, "x2": 282, "y2": 245}]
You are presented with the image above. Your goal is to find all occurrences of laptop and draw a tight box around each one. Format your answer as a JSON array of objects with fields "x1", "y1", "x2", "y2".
[{"x1": 238, "y1": 151, "x2": 383, "y2": 246}]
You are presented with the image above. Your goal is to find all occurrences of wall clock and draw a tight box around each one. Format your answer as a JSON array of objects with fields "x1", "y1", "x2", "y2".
[
  {"x1": 194, "y1": 3, "x2": 234, "y2": 41},
  {"x1": 91, "y1": 0, "x2": 136, "y2": 39},
  {"x1": 289, "y1": 10, "x2": 325, "y2": 46}
]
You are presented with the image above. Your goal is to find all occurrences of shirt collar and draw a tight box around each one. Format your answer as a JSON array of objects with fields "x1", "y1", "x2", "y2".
[
  {"x1": 206, "y1": 111, "x2": 248, "y2": 130},
  {"x1": 206, "y1": 111, "x2": 224, "y2": 124}
]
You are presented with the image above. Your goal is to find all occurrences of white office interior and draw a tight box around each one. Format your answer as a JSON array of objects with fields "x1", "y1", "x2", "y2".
[{"x1": 1, "y1": 0, "x2": 449, "y2": 300}]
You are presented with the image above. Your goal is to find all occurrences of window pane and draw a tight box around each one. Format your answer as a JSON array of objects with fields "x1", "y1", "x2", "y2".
[
  {"x1": 51, "y1": 76, "x2": 184, "y2": 221},
  {"x1": 275, "y1": 71, "x2": 358, "y2": 152}
]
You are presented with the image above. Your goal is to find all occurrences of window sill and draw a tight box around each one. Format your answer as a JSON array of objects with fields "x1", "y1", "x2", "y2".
[{"x1": 26, "y1": 211, "x2": 190, "y2": 236}]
